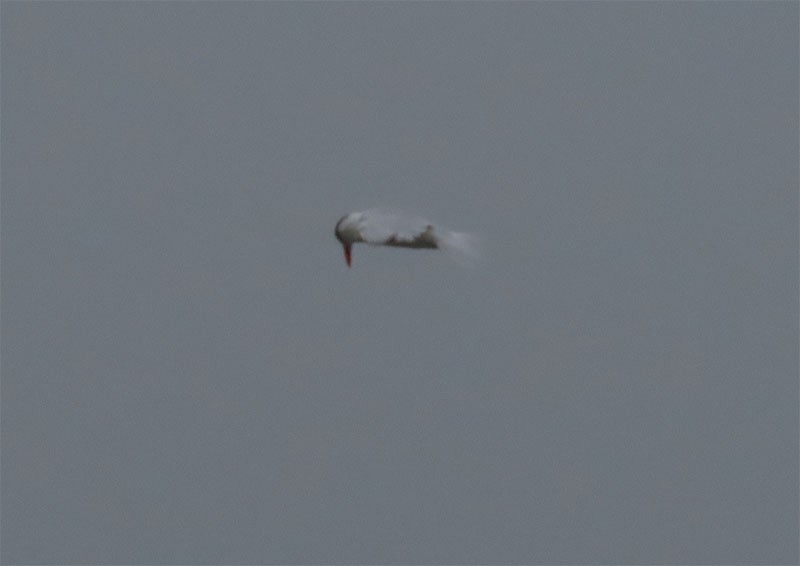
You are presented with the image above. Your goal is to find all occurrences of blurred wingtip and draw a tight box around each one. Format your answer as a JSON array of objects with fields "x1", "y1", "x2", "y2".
[{"x1": 439, "y1": 231, "x2": 482, "y2": 267}]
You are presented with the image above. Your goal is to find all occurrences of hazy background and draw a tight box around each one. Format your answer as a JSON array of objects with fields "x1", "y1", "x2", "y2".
[{"x1": 2, "y1": 3, "x2": 797, "y2": 564}]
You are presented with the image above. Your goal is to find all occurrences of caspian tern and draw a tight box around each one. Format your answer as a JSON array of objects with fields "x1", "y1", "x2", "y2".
[{"x1": 334, "y1": 209, "x2": 478, "y2": 267}]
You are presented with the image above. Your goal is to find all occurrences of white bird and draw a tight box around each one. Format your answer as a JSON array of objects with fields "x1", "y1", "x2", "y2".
[{"x1": 334, "y1": 209, "x2": 478, "y2": 267}]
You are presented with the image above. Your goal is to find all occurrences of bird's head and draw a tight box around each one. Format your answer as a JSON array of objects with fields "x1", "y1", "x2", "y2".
[{"x1": 335, "y1": 214, "x2": 355, "y2": 267}]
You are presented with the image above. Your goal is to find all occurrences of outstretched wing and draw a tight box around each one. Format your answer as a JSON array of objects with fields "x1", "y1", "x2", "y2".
[
  {"x1": 382, "y1": 224, "x2": 438, "y2": 249},
  {"x1": 354, "y1": 209, "x2": 435, "y2": 246},
  {"x1": 340, "y1": 208, "x2": 480, "y2": 265}
]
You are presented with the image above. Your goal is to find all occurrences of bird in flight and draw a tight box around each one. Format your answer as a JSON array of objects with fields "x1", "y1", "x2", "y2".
[{"x1": 334, "y1": 209, "x2": 477, "y2": 267}]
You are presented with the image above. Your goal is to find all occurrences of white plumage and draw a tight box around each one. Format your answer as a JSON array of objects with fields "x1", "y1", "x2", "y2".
[{"x1": 334, "y1": 209, "x2": 478, "y2": 267}]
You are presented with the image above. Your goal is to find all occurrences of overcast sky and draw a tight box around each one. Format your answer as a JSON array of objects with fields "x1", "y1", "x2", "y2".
[{"x1": 2, "y1": 3, "x2": 797, "y2": 564}]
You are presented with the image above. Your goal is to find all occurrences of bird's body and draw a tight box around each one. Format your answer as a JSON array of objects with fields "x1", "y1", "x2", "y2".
[{"x1": 334, "y1": 209, "x2": 477, "y2": 267}]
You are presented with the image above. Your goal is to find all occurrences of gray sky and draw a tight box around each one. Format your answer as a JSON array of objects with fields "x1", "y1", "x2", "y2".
[{"x1": 2, "y1": 3, "x2": 797, "y2": 564}]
